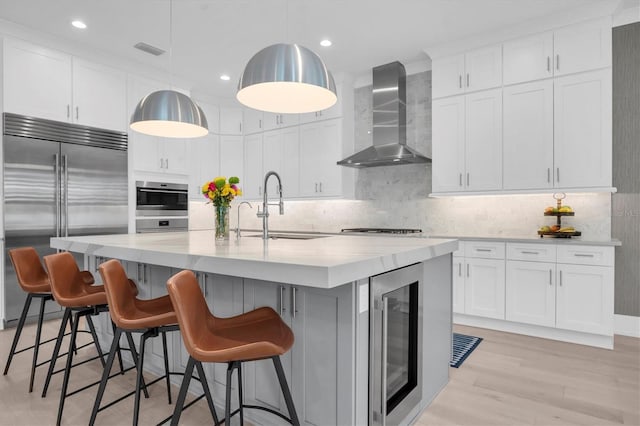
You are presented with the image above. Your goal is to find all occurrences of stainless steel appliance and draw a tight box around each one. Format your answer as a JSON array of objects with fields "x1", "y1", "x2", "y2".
[
  {"x1": 135, "y1": 181, "x2": 188, "y2": 233},
  {"x1": 341, "y1": 228, "x2": 422, "y2": 236},
  {"x1": 3, "y1": 113, "x2": 128, "y2": 326},
  {"x1": 337, "y1": 61, "x2": 431, "y2": 168},
  {"x1": 370, "y1": 262, "x2": 423, "y2": 426}
]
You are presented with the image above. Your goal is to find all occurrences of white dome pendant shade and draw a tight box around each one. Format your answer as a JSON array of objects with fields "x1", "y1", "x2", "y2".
[
  {"x1": 237, "y1": 43, "x2": 337, "y2": 114},
  {"x1": 130, "y1": 90, "x2": 208, "y2": 138}
]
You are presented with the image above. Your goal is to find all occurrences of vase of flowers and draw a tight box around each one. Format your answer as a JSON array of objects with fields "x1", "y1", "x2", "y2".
[{"x1": 202, "y1": 176, "x2": 242, "y2": 242}]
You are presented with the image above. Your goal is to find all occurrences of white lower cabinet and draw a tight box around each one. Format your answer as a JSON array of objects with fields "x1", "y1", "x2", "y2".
[
  {"x1": 243, "y1": 279, "x2": 354, "y2": 425},
  {"x1": 556, "y1": 263, "x2": 614, "y2": 335},
  {"x1": 506, "y1": 260, "x2": 556, "y2": 327},
  {"x1": 464, "y1": 257, "x2": 505, "y2": 319}
]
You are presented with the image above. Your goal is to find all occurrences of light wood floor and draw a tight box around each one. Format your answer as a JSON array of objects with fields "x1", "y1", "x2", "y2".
[{"x1": 0, "y1": 320, "x2": 638, "y2": 425}]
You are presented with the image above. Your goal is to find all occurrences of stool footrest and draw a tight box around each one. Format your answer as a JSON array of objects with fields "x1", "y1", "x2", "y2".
[
  {"x1": 156, "y1": 393, "x2": 206, "y2": 426},
  {"x1": 65, "y1": 364, "x2": 138, "y2": 399},
  {"x1": 240, "y1": 404, "x2": 296, "y2": 424}
]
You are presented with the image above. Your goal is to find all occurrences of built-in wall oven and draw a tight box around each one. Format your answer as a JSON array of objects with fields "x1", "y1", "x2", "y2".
[
  {"x1": 135, "y1": 181, "x2": 188, "y2": 233},
  {"x1": 370, "y1": 260, "x2": 423, "y2": 426}
]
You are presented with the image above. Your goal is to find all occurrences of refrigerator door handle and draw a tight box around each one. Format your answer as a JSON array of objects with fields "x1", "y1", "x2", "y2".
[
  {"x1": 54, "y1": 153, "x2": 61, "y2": 237},
  {"x1": 63, "y1": 155, "x2": 69, "y2": 237}
]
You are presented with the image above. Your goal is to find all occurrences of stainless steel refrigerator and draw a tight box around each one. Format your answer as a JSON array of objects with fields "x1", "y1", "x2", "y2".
[{"x1": 2, "y1": 113, "x2": 128, "y2": 326}]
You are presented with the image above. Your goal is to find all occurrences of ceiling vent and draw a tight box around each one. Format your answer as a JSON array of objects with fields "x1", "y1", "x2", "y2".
[{"x1": 134, "y1": 42, "x2": 166, "y2": 56}]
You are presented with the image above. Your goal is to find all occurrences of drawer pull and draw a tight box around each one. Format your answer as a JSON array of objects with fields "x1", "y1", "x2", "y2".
[
  {"x1": 574, "y1": 253, "x2": 595, "y2": 258},
  {"x1": 521, "y1": 251, "x2": 539, "y2": 255},
  {"x1": 549, "y1": 269, "x2": 552, "y2": 286},
  {"x1": 476, "y1": 248, "x2": 492, "y2": 252},
  {"x1": 466, "y1": 264, "x2": 470, "y2": 277},
  {"x1": 559, "y1": 270, "x2": 563, "y2": 286}
]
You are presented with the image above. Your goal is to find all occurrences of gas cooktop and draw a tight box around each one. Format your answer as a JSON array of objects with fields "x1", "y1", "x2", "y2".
[{"x1": 340, "y1": 228, "x2": 423, "y2": 235}]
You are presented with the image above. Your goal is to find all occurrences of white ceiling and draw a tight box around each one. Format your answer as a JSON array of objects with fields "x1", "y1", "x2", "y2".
[{"x1": 0, "y1": 0, "x2": 620, "y2": 100}]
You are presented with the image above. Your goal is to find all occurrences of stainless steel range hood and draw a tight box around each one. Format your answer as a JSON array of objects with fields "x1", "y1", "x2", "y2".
[{"x1": 338, "y1": 61, "x2": 431, "y2": 168}]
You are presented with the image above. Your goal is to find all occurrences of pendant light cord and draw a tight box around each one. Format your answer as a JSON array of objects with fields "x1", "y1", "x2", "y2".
[{"x1": 169, "y1": 0, "x2": 174, "y2": 88}]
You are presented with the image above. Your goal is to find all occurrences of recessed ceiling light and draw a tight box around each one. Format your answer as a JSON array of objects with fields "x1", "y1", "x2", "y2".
[
  {"x1": 71, "y1": 20, "x2": 87, "y2": 29},
  {"x1": 320, "y1": 39, "x2": 332, "y2": 47},
  {"x1": 220, "y1": 74, "x2": 231, "y2": 81}
]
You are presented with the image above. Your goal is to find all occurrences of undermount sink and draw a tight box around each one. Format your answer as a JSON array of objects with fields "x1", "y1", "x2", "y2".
[{"x1": 246, "y1": 233, "x2": 329, "y2": 240}]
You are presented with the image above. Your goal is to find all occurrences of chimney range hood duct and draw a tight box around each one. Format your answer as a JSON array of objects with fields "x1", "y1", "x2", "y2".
[{"x1": 337, "y1": 61, "x2": 431, "y2": 168}]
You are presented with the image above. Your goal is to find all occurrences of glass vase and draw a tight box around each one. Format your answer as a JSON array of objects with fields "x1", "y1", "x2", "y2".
[{"x1": 214, "y1": 205, "x2": 230, "y2": 242}]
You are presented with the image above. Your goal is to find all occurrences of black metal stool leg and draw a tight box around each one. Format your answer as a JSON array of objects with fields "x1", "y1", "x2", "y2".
[
  {"x1": 170, "y1": 356, "x2": 196, "y2": 426},
  {"x1": 28, "y1": 295, "x2": 47, "y2": 392},
  {"x1": 85, "y1": 314, "x2": 106, "y2": 368},
  {"x1": 195, "y1": 361, "x2": 220, "y2": 426},
  {"x1": 133, "y1": 330, "x2": 152, "y2": 426},
  {"x1": 124, "y1": 331, "x2": 149, "y2": 399},
  {"x1": 238, "y1": 362, "x2": 244, "y2": 425},
  {"x1": 225, "y1": 361, "x2": 235, "y2": 426},
  {"x1": 88, "y1": 327, "x2": 122, "y2": 426},
  {"x1": 162, "y1": 331, "x2": 172, "y2": 404},
  {"x1": 3, "y1": 293, "x2": 33, "y2": 375},
  {"x1": 110, "y1": 321, "x2": 125, "y2": 374},
  {"x1": 68, "y1": 314, "x2": 78, "y2": 355},
  {"x1": 56, "y1": 310, "x2": 82, "y2": 426},
  {"x1": 273, "y1": 356, "x2": 300, "y2": 426},
  {"x1": 42, "y1": 308, "x2": 71, "y2": 397}
]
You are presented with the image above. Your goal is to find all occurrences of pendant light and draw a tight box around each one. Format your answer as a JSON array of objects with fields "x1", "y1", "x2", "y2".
[
  {"x1": 130, "y1": 0, "x2": 208, "y2": 138},
  {"x1": 236, "y1": 2, "x2": 337, "y2": 114}
]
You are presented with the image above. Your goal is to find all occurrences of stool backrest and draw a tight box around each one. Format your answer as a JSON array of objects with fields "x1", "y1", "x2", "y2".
[
  {"x1": 98, "y1": 259, "x2": 137, "y2": 329},
  {"x1": 8, "y1": 247, "x2": 49, "y2": 293},
  {"x1": 43, "y1": 252, "x2": 87, "y2": 307},
  {"x1": 166, "y1": 270, "x2": 211, "y2": 357}
]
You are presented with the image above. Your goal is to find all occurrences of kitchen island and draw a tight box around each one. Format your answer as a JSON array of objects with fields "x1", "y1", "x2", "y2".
[{"x1": 51, "y1": 230, "x2": 457, "y2": 425}]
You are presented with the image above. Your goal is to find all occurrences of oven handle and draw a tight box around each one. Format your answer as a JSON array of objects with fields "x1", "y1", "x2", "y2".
[
  {"x1": 137, "y1": 188, "x2": 188, "y2": 194},
  {"x1": 381, "y1": 296, "x2": 389, "y2": 420}
]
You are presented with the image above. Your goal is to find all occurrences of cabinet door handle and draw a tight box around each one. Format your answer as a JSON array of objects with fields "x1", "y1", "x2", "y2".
[
  {"x1": 458, "y1": 262, "x2": 462, "y2": 277},
  {"x1": 292, "y1": 287, "x2": 298, "y2": 318},
  {"x1": 258, "y1": 186, "x2": 262, "y2": 196},
  {"x1": 466, "y1": 173, "x2": 470, "y2": 187},
  {"x1": 559, "y1": 270, "x2": 563, "y2": 286},
  {"x1": 556, "y1": 167, "x2": 560, "y2": 183},
  {"x1": 239, "y1": 123, "x2": 242, "y2": 133},
  {"x1": 574, "y1": 253, "x2": 595, "y2": 258},
  {"x1": 466, "y1": 264, "x2": 470, "y2": 277},
  {"x1": 319, "y1": 182, "x2": 322, "y2": 192},
  {"x1": 556, "y1": 54, "x2": 560, "y2": 71},
  {"x1": 459, "y1": 173, "x2": 463, "y2": 187},
  {"x1": 165, "y1": 158, "x2": 169, "y2": 169},
  {"x1": 466, "y1": 73, "x2": 470, "y2": 87},
  {"x1": 259, "y1": 119, "x2": 262, "y2": 129},
  {"x1": 547, "y1": 168, "x2": 551, "y2": 183},
  {"x1": 75, "y1": 106, "x2": 79, "y2": 120},
  {"x1": 459, "y1": 75, "x2": 462, "y2": 89},
  {"x1": 315, "y1": 183, "x2": 318, "y2": 193},
  {"x1": 280, "y1": 286, "x2": 287, "y2": 315},
  {"x1": 547, "y1": 56, "x2": 551, "y2": 72},
  {"x1": 549, "y1": 269, "x2": 553, "y2": 285},
  {"x1": 67, "y1": 104, "x2": 70, "y2": 118},
  {"x1": 160, "y1": 158, "x2": 164, "y2": 169}
]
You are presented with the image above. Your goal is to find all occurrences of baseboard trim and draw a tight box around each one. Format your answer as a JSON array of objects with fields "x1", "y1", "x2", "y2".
[{"x1": 614, "y1": 314, "x2": 640, "y2": 338}]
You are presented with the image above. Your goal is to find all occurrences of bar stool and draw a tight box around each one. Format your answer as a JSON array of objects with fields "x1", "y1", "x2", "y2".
[
  {"x1": 3, "y1": 247, "x2": 79, "y2": 393},
  {"x1": 166, "y1": 270, "x2": 299, "y2": 426},
  {"x1": 41, "y1": 252, "x2": 141, "y2": 426},
  {"x1": 90, "y1": 259, "x2": 180, "y2": 426}
]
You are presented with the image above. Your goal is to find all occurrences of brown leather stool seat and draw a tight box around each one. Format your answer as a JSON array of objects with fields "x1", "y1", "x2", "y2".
[
  {"x1": 4, "y1": 247, "x2": 72, "y2": 393},
  {"x1": 167, "y1": 270, "x2": 299, "y2": 426},
  {"x1": 42, "y1": 252, "x2": 141, "y2": 426},
  {"x1": 90, "y1": 259, "x2": 180, "y2": 426}
]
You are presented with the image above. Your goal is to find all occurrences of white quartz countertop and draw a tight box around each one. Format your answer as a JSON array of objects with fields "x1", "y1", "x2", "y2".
[
  {"x1": 430, "y1": 235, "x2": 622, "y2": 247},
  {"x1": 51, "y1": 231, "x2": 458, "y2": 289}
]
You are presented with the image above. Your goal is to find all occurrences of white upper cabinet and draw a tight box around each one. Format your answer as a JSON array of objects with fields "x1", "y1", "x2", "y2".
[
  {"x1": 72, "y1": 59, "x2": 127, "y2": 131},
  {"x1": 299, "y1": 119, "x2": 342, "y2": 197},
  {"x1": 219, "y1": 135, "x2": 244, "y2": 184},
  {"x1": 219, "y1": 106, "x2": 243, "y2": 135},
  {"x1": 3, "y1": 38, "x2": 126, "y2": 131},
  {"x1": 432, "y1": 44, "x2": 501, "y2": 99},
  {"x1": 197, "y1": 101, "x2": 220, "y2": 135},
  {"x1": 432, "y1": 96, "x2": 465, "y2": 192},
  {"x1": 465, "y1": 88, "x2": 502, "y2": 191},
  {"x1": 298, "y1": 83, "x2": 344, "y2": 124},
  {"x1": 503, "y1": 79, "x2": 554, "y2": 190},
  {"x1": 243, "y1": 108, "x2": 263, "y2": 134},
  {"x1": 553, "y1": 17, "x2": 612, "y2": 77},
  {"x1": 243, "y1": 133, "x2": 264, "y2": 199},
  {"x1": 503, "y1": 32, "x2": 554, "y2": 85},
  {"x1": 188, "y1": 134, "x2": 220, "y2": 200},
  {"x1": 503, "y1": 18, "x2": 611, "y2": 85},
  {"x1": 263, "y1": 127, "x2": 300, "y2": 198},
  {"x1": 554, "y1": 69, "x2": 612, "y2": 188},
  {"x1": 263, "y1": 112, "x2": 299, "y2": 131},
  {"x1": 3, "y1": 38, "x2": 72, "y2": 122}
]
